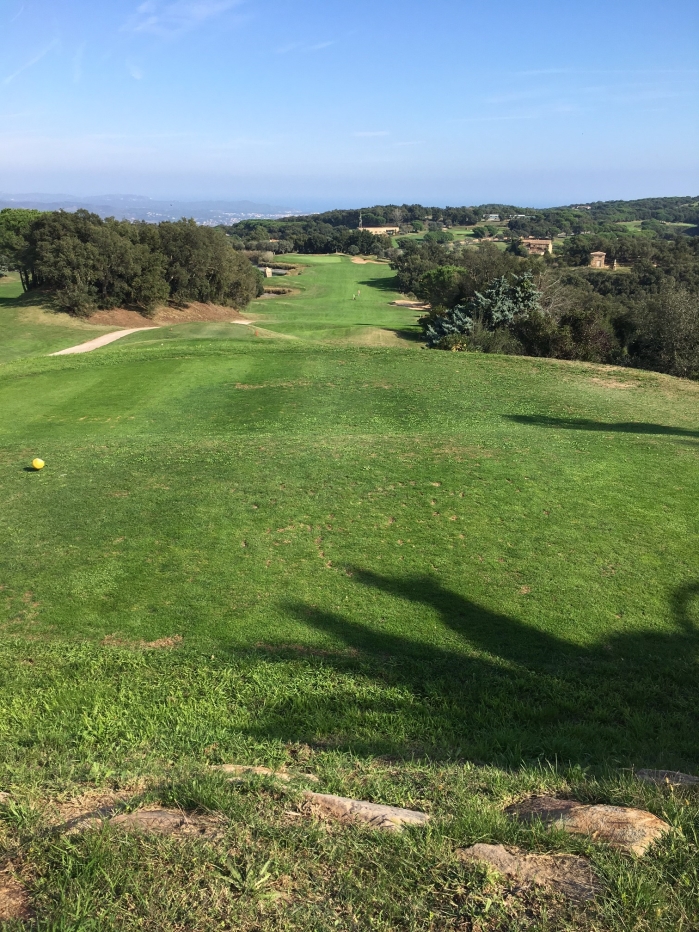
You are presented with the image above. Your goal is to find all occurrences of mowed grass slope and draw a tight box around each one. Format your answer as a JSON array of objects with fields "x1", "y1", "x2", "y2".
[
  {"x1": 2, "y1": 340, "x2": 699, "y2": 766},
  {"x1": 1, "y1": 257, "x2": 698, "y2": 930},
  {"x1": 0, "y1": 274, "x2": 116, "y2": 363}
]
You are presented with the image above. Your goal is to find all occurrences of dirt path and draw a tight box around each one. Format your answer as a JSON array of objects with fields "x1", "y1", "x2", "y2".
[{"x1": 49, "y1": 328, "x2": 160, "y2": 356}]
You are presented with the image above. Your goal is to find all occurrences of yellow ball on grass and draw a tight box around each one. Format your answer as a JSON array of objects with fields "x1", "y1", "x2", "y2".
[{"x1": 32, "y1": 458, "x2": 45, "y2": 470}]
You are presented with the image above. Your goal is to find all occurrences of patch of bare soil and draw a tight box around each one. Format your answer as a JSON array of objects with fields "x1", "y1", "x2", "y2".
[
  {"x1": 101, "y1": 634, "x2": 183, "y2": 650},
  {"x1": 50, "y1": 788, "x2": 139, "y2": 833},
  {"x1": 350, "y1": 257, "x2": 384, "y2": 265},
  {"x1": 49, "y1": 793, "x2": 226, "y2": 841},
  {"x1": 233, "y1": 379, "x2": 311, "y2": 391},
  {"x1": 88, "y1": 302, "x2": 249, "y2": 328},
  {"x1": 589, "y1": 377, "x2": 636, "y2": 389},
  {"x1": 0, "y1": 872, "x2": 31, "y2": 922},
  {"x1": 86, "y1": 308, "x2": 157, "y2": 328},
  {"x1": 390, "y1": 299, "x2": 430, "y2": 310},
  {"x1": 213, "y1": 764, "x2": 319, "y2": 784},
  {"x1": 153, "y1": 302, "x2": 247, "y2": 324}
]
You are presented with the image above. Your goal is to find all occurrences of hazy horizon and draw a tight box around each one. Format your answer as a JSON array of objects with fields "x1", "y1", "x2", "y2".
[{"x1": 2, "y1": 186, "x2": 698, "y2": 218}]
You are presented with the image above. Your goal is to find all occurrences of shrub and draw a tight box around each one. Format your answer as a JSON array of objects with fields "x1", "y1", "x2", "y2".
[{"x1": 424, "y1": 273, "x2": 541, "y2": 348}]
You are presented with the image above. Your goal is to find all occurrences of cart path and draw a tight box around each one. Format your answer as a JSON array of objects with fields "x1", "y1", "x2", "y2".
[{"x1": 49, "y1": 328, "x2": 161, "y2": 355}]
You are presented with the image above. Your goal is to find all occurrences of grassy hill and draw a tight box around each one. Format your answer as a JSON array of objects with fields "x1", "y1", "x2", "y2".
[
  {"x1": 0, "y1": 274, "x2": 117, "y2": 363},
  {"x1": 1, "y1": 257, "x2": 698, "y2": 930}
]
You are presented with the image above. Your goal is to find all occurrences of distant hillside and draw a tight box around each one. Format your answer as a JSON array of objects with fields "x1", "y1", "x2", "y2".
[
  {"x1": 272, "y1": 196, "x2": 699, "y2": 229},
  {"x1": 226, "y1": 196, "x2": 699, "y2": 253},
  {"x1": 0, "y1": 194, "x2": 298, "y2": 226}
]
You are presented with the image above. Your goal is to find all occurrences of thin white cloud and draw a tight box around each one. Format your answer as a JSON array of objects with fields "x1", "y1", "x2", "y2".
[
  {"x1": 353, "y1": 131, "x2": 389, "y2": 138},
  {"x1": 276, "y1": 39, "x2": 336, "y2": 54},
  {"x1": 2, "y1": 38, "x2": 59, "y2": 86},
  {"x1": 9, "y1": 4, "x2": 25, "y2": 23},
  {"x1": 124, "y1": 0, "x2": 243, "y2": 38},
  {"x1": 128, "y1": 62, "x2": 144, "y2": 79}
]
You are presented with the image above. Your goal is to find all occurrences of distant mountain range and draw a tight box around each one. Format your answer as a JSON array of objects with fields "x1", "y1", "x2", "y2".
[{"x1": 0, "y1": 194, "x2": 301, "y2": 225}]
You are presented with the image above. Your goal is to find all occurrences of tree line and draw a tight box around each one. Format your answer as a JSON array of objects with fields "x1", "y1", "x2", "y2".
[
  {"x1": 227, "y1": 196, "x2": 699, "y2": 253},
  {"x1": 393, "y1": 235, "x2": 699, "y2": 380},
  {"x1": 227, "y1": 219, "x2": 395, "y2": 257},
  {"x1": 0, "y1": 209, "x2": 262, "y2": 316}
]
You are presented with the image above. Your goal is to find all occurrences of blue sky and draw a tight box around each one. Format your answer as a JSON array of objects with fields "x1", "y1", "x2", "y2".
[{"x1": 1, "y1": 0, "x2": 698, "y2": 209}]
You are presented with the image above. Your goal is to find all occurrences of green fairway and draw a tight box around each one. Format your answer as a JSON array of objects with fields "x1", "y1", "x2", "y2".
[
  {"x1": 242, "y1": 254, "x2": 421, "y2": 342},
  {"x1": 1, "y1": 257, "x2": 698, "y2": 930}
]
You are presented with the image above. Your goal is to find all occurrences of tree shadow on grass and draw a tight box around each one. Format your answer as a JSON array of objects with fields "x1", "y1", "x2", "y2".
[
  {"x1": 0, "y1": 289, "x2": 33, "y2": 309},
  {"x1": 242, "y1": 573, "x2": 699, "y2": 770},
  {"x1": 357, "y1": 275, "x2": 401, "y2": 293},
  {"x1": 506, "y1": 414, "x2": 699, "y2": 439},
  {"x1": 352, "y1": 325, "x2": 423, "y2": 343},
  {"x1": 386, "y1": 328, "x2": 424, "y2": 343},
  {"x1": 0, "y1": 286, "x2": 69, "y2": 317}
]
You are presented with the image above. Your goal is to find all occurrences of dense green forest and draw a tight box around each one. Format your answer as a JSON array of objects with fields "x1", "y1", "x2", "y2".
[
  {"x1": 0, "y1": 208, "x2": 262, "y2": 316},
  {"x1": 394, "y1": 235, "x2": 699, "y2": 378},
  {"x1": 226, "y1": 196, "x2": 699, "y2": 254}
]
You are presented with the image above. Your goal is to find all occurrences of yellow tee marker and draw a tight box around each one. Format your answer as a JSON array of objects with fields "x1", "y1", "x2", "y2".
[{"x1": 32, "y1": 458, "x2": 45, "y2": 470}]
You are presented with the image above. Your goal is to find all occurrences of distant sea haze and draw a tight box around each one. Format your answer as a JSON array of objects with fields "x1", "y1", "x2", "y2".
[{"x1": 0, "y1": 194, "x2": 302, "y2": 225}]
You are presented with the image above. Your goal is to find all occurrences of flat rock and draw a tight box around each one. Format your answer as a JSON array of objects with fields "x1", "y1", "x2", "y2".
[
  {"x1": 458, "y1": 843, "x2": 600, "y2": 901},
  {"x1": 214, "y1": 764, "x2": 318, "y2": 783},
  {"x1": 636, "y1": 769, "x2": 699, "y2": 787},
  {"x1": 0, "y1": 792, "x2": 10, "y2": 804},
  {"x1": 305, "y1": 792, "x2": 429, "y2": 832},
  {"x1": 109, "y1": 808, "x2": 225, "y2": 840},
  {"x1": 110, "y1": 809, "x2": 186, "y2": 833},
  {"x1": 506, "y1": 796, "x2": 670, "y2": 856}
]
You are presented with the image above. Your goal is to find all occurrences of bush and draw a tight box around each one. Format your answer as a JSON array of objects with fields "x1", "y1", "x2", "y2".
[
  {"x1": 423, "y1": 230, "x2": 454, "y2": 244},
  {"x1": 424, "y1": 273, "x2": 541, "y2": 348}
]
